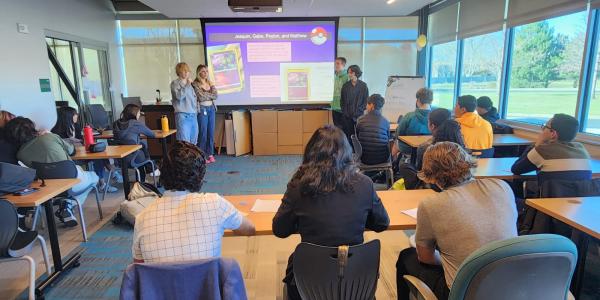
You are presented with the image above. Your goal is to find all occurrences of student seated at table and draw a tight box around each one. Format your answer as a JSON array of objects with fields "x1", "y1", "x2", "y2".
[
  {"x1": 454, "y1": 95, "x2": 493, "y2": 154},
  {"x1": 52, "y1": 106, "x2": 119, "y2": 193},
  {"x1": 415, "y1": 118, "x2": 465, "y2": 171},
  {"x1": 396, "y1": 142, "x2": 517, "y2": 300},
  {"x1": 393, "y1": 88, "x2": 433, "y2": 157},
  {"x1": 476, "y1": 96, "x2": 499, "y2": 124},
  {"x1": 272, "y1": 125, "x2": 390, "y2": 300},
  {"x1": 511, "y1": 114, "x2": 591, "y2": 181},
  {"x1": 6, "y1": 117, "x2": 99, "y2": 227},
  {"x1": 113, "y1": 104, "x2": 157, "y2": 181},
  {"x1": 132, "y1": 141, "x2": 255, "y2": 263},
  {"x1": 0, "y1": 110, "x2": 17, "y2": 164},
  {"x1": 355, "y1": 94, "x2": 390, "y2": 165}
]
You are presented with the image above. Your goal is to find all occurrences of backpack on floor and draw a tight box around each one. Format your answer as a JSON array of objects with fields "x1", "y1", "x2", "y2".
[{"x1": 115, "y1": 182, "x2": 162, "y2": 225}]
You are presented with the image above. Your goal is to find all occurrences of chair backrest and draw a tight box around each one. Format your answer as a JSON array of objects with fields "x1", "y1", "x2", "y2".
[
  {"x1": 449, "y1": 234, "x2": 577, "y2": 300},
  {"x1": 31, "y1": 160, "x2": 78, "y2": 180},
  {"x1": 119, "y1": 257, "x2": 247, "y2": 300},
  {"x1": 350, "y1": 134, "x2": 363, "y2": 161},
  {"x1": 0, "y1": 200, "x2": 18, "y2": 257},
  {"x1": 293, "y1": 239, "x2": 381, "y2": 300},
  {"x1": 87, "y1": 104, "x2": 111, "y2": 130}
]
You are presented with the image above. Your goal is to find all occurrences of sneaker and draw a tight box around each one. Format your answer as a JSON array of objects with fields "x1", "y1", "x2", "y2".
[
  {"x1": 99, "y1": 182, "x2": 118, "y2": 193},
  {"x1": 208, "y1": 155, "x2": 216, "y2": 163},
  {"x1": 149, "y1": 169, "x2": 161, "y2": 177},
  {"x1": 56, "y1": 200, "x2": 78, "y2": 227},
  {"x1": 112, "y1": 170, "x2": 124, "y2": 184}
]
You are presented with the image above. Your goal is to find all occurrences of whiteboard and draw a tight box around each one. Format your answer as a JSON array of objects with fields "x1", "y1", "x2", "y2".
[{"x1": 383, "y1": 76, "x2": 425, "y2": 123}]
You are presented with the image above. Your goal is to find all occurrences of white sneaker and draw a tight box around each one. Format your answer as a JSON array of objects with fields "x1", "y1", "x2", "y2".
[{"x1": 149, "y1": 169, "x2": 161, "y2": 177}]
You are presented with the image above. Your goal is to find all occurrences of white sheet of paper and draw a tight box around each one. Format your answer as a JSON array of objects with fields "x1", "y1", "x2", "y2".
[
  {"x1": 401, "y1": 208, "x2": 418, "y2": 219},
  {"x1": 250, "y1": 199, "x2": 281, "y2": 212}
]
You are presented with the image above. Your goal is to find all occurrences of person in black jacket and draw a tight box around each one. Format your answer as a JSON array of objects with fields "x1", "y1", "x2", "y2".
[
  {"x1": 340, "y1": 65, "x2": 369, "y2": 144},
  {"x1": 356, "y1": 94, "x2": 390, "y2": 165},
  {"x1": 0, "y1": 110, "x2": 18, "y2": 164},
  {"x1": 273, "y1": 125, "x2": 390, "y2": 300},
  {"x1": 476, "y1": 96, "x2": 499, "y2": 124}
]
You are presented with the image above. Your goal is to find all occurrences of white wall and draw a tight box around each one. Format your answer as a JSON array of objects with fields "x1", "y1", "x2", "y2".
[{"x1": 0, "y1": 0, "x2": 122, "y2": 129}]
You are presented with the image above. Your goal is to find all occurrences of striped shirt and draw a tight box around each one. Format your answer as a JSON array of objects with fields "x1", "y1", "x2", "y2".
[{"x1": 512, "y1": 141, "x2": 591, "y2": 180}]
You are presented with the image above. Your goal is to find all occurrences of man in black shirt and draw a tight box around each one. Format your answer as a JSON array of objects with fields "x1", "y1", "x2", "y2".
[{"x1": 340, "y1": 65, "x2": 369, "y2": 144}]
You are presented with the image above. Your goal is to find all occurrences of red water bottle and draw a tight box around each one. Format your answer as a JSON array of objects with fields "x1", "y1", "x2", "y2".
[{"x1": 83, "y1": 125, "x2": 94, "y2": 151}]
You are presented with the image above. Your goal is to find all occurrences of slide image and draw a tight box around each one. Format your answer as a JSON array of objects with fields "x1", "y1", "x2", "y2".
[
  {"x1": 286, "y1": 70, "x2": 309, "y2": 100},
  {"x1": 280, "y1": 62, "x2": 334, "y2": 102},
  {"x1": 206, "y1": 44, "x2": 245, "y2": 94}
]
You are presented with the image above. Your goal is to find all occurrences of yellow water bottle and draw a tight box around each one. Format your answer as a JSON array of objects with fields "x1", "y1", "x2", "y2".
[{"x1": 161, "y1": 115, "x2": 169, "y2": 132}]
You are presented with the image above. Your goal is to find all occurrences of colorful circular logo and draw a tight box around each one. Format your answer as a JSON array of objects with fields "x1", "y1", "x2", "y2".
[{"x1": 310, "y1": 27, "x2": 328, "y2": 45}]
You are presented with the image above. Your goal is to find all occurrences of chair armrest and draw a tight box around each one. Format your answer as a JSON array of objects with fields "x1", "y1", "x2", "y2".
[{"x1": 403, "y1": 275, "x2": 438, "y2": 300}]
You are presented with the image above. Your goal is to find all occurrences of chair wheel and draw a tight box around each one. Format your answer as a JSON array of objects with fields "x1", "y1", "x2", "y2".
[
  {"x1": 73, "y1": 261, "x2": 81, "y2": 268},
  {"x1": 35, "y1": 289, "x2": 45, "y2": 300}
]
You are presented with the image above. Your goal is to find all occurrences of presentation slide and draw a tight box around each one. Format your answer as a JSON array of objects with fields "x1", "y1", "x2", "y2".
[{"x1": 203, "y1": 20, "x2": 337, "y2": 105}]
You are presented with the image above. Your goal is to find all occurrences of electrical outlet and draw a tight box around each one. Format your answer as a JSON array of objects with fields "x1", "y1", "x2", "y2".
[{"x1": 17, "y1": 23, "x2": 29, "y2": 34}]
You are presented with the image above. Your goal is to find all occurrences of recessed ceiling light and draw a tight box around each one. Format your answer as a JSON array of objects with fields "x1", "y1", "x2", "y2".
[{"x1": 387, "y1": 0, "x2": 396, "y2": 4}]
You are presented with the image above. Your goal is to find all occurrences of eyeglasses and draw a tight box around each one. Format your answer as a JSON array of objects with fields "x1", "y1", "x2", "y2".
[{"x1": 541, "y1": 124, "x2": 554, "y2": 131}]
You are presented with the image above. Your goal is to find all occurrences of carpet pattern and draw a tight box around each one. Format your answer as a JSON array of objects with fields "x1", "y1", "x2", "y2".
[
  {"x1": 28, "y1": 154, "x2": 600, "y2": 299},
  {"x1": 37, "y1": 155, "x2": 301, "y2": 299}
]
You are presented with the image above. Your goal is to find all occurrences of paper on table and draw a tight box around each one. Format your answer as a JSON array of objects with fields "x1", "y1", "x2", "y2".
[
  {"x1": 251, "y1": 199, "x2": 281, "y2": 212},
  {"x1": 401, "y1": 208, "x2": 418, "y2": 219}
]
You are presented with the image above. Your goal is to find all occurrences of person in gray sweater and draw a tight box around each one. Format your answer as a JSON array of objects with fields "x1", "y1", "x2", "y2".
[{"x1": 170, "y1": 62, "x2": 198, "y2": 144}]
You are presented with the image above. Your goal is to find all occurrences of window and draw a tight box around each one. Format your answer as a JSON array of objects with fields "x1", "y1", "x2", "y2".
[
  {"x1": 585, "y1": 12, "x2": 600, "y2": 134},
  {"x1": 460, "y1": 31, "x2": 504, "y2": 107},
  {"x1": 119, "y1": 20, "x2": 205, "y2": 102},
  {"x1": 338, "y1": 17, "x2": 418, "y2": 96},
  {"x1": 506, "y1": 12, "x2": 587, "y2": 125},
  {"x1": 429, "y1": 41, "x2": 457, "y2": 109}
]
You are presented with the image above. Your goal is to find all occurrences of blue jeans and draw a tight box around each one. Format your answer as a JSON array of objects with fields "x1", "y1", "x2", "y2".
[
  {"x1": 197, "y1": 105, "x2": 215, "y2": 156},
  {"x1": 175, "y1": 112, "x2": 198, "y2": 145}
]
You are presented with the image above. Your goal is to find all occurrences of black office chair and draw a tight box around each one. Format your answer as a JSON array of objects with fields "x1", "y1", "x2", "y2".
[
  {"x1": 87, "y1": 104, "x2": 111, "y2": 130},
  {"x1": 293, "y1": 239, "x2": 381, "y2": 300},
  {"x1": 0, "y1": 200, "x2": 51, "y2": 300},
  {"x1": 351, "y1": 134, "x2": 394, "y2": 187},
  {"x1": 32, "y1": 161, "x2": 102, "y2": 242}
]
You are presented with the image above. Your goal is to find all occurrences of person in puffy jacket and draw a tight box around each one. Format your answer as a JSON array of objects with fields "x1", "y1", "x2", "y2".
[
  {"x1": 393, "y1": 88, "x2": 433, "y2": 156},
  {"x1": 455, "y1": 95, "x2": 493, "y2": 151},
  {"x1": 355, "y1": 94, "x2": 391, "y2": 165}
]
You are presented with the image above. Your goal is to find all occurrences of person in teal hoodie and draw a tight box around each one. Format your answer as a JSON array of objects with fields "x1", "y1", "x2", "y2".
[{"x1": 393, "y1": 88, "x2": 433, "y2": 156}]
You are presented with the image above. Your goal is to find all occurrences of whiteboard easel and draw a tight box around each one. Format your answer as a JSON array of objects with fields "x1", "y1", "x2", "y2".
[{"x1": 383, "y1": 76, "x2": 425, "y2": 122}]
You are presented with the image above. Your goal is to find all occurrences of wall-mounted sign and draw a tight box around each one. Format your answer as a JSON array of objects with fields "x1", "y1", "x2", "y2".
[{"x1": 39, "y1": 78, "x2": 51, "y2": 93}]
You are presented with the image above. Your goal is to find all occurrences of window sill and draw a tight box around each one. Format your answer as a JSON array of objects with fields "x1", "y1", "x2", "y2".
[{"x1": 500, "y1": 120, "x2": 600, "y2": 147}]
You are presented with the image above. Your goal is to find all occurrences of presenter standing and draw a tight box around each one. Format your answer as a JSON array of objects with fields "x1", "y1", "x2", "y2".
[
  {"x1": 331, "y1": 57, "x2": 349, "y2": 129},
  {"x1": 170, "y1": 62, "x2": 199, "y2": 144},
  {"x1": 192, "y1": 64, "x2": 218, "y2": 163},
  {"x1": 340, "y1": 65, "x2": 369, "y2": 144}
]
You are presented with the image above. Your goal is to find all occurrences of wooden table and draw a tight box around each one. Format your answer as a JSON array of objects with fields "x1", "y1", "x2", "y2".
[
  {"x1": 96, "y1": 129, "x2": 177, "y2": 157},
  {"x1": 398, "y1": 134, "x2": 534, "y2": 148},
  {"x1": 526, "y1": 197, "x2": 600, "y2": 298},
  {"x1": 474, "y1": 157, "x2": 600, "y2": 180},
  {"x1": 3, "y1": 179, "x2": 81, "y2": 297},
  {"x1": 72, "y1": 145, "x2": 142, "y2": 197},
  {"x1": 224, "y1": 189, "x2": 436, "y2": 236}
]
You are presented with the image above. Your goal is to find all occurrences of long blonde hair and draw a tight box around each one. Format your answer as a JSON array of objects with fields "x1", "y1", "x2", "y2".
[{"x1": 195, "y1": 64, "x2": 210, "y2": 85}]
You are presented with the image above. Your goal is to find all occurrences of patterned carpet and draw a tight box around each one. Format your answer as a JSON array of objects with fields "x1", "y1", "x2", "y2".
[
  {"x1": 24, "y1": 154, "x2": 600, "y2": 299},
  {"x1": 36, "y1": 155, "x2": 302, "y2": 300}
]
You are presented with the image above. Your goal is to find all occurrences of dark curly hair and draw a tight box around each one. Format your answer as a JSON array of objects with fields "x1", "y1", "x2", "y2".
[
  {"x1": 5, "y1": 117, "x2": 38, "y2": 147},
  {"x1": 160, "y1": 141, "x2": 207, "y2": 192},
  {"x1": 290, "y1": 125, "x2": 358, "y2": 196}
]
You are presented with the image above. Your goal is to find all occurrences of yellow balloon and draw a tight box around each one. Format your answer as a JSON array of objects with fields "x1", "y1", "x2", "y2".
[{"x1": 416, "y1": 34, "x2": 427, "y2": 48}]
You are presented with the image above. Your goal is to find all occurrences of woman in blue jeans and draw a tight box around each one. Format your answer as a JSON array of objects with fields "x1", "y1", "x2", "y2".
[
  {"x1": 192, "y1": 64, "x2": 218, "y2": 163},
  {"x1": 170, "y1": 62, "x2": 199, "y2": 144}
]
